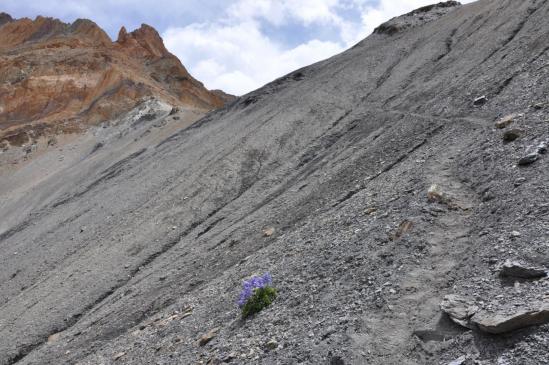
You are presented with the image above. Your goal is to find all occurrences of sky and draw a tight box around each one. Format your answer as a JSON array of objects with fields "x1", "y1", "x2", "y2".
[{"x1": 2, "y1": 1, "x2": 474, "y2": 95}]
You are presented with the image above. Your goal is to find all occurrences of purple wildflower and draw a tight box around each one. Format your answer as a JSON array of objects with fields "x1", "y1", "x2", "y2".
[{"x1": 237, "y1": 272, "x2": 273, "y2": 308}]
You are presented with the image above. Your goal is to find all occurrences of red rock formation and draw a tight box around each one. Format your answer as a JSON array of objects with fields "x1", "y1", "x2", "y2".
[{"x1": 0, "y1": 14, "x2": 232, "y2": 147}]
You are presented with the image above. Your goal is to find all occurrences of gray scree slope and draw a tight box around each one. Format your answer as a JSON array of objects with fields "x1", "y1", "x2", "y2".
[{"x1": 1, "y1": 0, "x2": 549, "y2": 364}]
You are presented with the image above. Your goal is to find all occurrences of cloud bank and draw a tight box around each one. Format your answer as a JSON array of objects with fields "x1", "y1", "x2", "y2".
[{"x1": 164, "y1": 0, "x2": 474, "y2": 95}]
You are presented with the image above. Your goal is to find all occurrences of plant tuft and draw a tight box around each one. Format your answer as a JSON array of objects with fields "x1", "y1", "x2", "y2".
[{"x1": 237, "y1": 272, "x2": 276, "y2": 318}]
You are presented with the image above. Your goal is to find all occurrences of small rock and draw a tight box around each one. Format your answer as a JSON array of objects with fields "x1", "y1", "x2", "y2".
[
  {"x1": 537, "y1": 142, "x2": 547, "y2": 154},
  {"x1": 513, "y1": 177, "x2": 527, "y2": 187},
  {"x1": 47, "y1": 333, "x2": 60, "y2": 344},
  {"x1": 495, "y1": 114, "x2": 517, "y2": 129},
  {"x1": 222, "y1": 352, "x2": 237, "y2": 362},
  {"x1": 440, "y1": 294, "x2": 479, "y2": 329},
  {"x1": 390, "y1": 220, "x2": 413, "y2": 240},
  {"x1": 510, "y1": 231, "x2": 521, "y2": 238},
  {"x1": 113, "y1": 352, "x2": 126, "y2": 361},
  {"x1": 472, "y1": 303, "x2": 549, "y2": 334},
  {"x1": 198, "y1": 328, "x2": 219, "y2": 346},
  {"x1": 262, "y1": 227, "x2": 275, "y2": 237},
  {"x1": 502, "y1": 129, "x2": 522, "y2": 142},
  {"x1": 322, "y1": 325, "x2": 337, "y2": 339},
  {"x1": 448, "y1": 355, "x2": 467, "y2": 365},
  {"x1": 365, "y1": 207, "x2": 377, "y2": 215},
  {"x1": 531, "y1": 103, "x2": 544, "y2": 110},
  {"x1": 265, "y1": 339, "x2": 278, "y2": 350},
  {"x1": 473, "y1": 95, "x2": 487, "y2": 106},
  {"x1": 499, "y1": 260, "x2": 547, "y2": 279},
  {"x1": 517, "y1": 153, "x2": 539, "y2": 166},
  {"x1": 427, "y1": 184, "x2": 444, "y2": 202}
]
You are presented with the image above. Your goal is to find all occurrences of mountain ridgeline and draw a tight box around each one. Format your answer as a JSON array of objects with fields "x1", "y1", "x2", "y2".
[{"x1": 0, "y1": 13, "x2": 232, "y2": 150}]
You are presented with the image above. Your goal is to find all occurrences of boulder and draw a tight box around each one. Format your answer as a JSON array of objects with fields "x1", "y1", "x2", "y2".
[
  {"x1": 471, "y1": 303, "x2": 549, "y2": 334},
  {"x1": 440, "y1": 295, "x2": 479, "y2": 329}
]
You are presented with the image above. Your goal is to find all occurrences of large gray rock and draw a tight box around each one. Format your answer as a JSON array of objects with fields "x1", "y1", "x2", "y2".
[{"x1": 472, "y1": 303, "x2": 549, "y2": 334}]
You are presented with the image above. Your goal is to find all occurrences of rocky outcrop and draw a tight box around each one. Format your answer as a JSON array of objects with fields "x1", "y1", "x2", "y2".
[
  {"x1": 0, "y1": 12, "x2": 13, "y2": 27},
  {"x1": 211, "y1": 89, "x2": 237, "y2": 105},
  {"x1": 0, "y1": 15, "x2": 230, "y2": 147}
]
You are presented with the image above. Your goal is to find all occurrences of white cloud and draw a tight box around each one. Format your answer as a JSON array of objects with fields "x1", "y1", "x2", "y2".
[
  {"x1": 164, "y1": 0, "x2": 475, "y2": 95},
  {"x1": 164, "y1": 20, "x2": 343, "y2": 95}
]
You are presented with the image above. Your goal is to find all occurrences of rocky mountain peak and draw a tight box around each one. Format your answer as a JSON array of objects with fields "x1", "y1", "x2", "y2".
[
  {"x1": 0, "y1": 14, "x2": 232, "y2": 149},
  {"x1": 115, "y1": 23, "x2": 169, "y2": 59},
  {"x1": 117, "y1": 25, "x2": 128, "y2": 42},
  {"x1": 69, "y1": 18, "x2": 111, "y2": 46},
  {"x1": 0, "y1": 12, "x2": 13, "y2": 27}
]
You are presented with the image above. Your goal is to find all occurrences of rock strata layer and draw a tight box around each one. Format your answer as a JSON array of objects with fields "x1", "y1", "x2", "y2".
[{"x1": 0, "y1": 15, "x2": 232, "y2": 147}]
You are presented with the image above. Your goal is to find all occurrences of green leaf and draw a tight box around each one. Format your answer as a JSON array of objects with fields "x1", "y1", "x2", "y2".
[{"x1": 241, "y1": 286, "x2": 277, "y2": 318}]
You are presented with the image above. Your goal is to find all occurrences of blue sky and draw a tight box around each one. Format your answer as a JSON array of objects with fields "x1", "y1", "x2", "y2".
[{"x1": 2, "y1": 0, "x2": 473, "y2": 95}]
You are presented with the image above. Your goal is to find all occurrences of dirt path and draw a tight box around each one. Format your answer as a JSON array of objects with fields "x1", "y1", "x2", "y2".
[{"x1": 356, "y1": 130, "x2": 480, "y2": 364}]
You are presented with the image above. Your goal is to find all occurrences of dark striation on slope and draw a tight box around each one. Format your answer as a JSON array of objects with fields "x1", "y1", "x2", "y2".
[{"x1": 0, "y1": 0, "x2": 548, "y2": 364}]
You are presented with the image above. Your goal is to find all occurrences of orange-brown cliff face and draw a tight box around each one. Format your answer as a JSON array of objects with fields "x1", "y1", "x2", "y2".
[{"x1": 0, "y1": 14, "x2": 231, "y2": 147}]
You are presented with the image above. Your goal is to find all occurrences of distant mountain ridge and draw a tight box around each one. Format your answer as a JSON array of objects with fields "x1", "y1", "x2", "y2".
[{"x1": 0, "y1": 13, "x2": 233, "y2": 148}]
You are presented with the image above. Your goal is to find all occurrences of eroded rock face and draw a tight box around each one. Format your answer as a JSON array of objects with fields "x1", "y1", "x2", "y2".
[{"x1": 0, "y1": 15, "x2": 231, "y2": 147}]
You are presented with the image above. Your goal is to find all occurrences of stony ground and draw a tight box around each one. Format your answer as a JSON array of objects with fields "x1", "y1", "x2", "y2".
[{"x1": 0, "y1": 0, "x2": 548, "y2": 364}]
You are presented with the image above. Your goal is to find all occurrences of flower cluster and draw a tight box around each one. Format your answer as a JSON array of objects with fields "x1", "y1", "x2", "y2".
[
  {"x1": 237, "y1": 273, "x2": 276, "y2": 318},
  {"x1": 237, "y1": 272, "x2": 273, "y2": 307}
]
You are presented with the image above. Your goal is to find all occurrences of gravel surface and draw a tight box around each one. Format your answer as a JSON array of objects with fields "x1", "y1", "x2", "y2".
[{"x1": 0, "y1": 0, "x2": 548, "y2": 364}]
